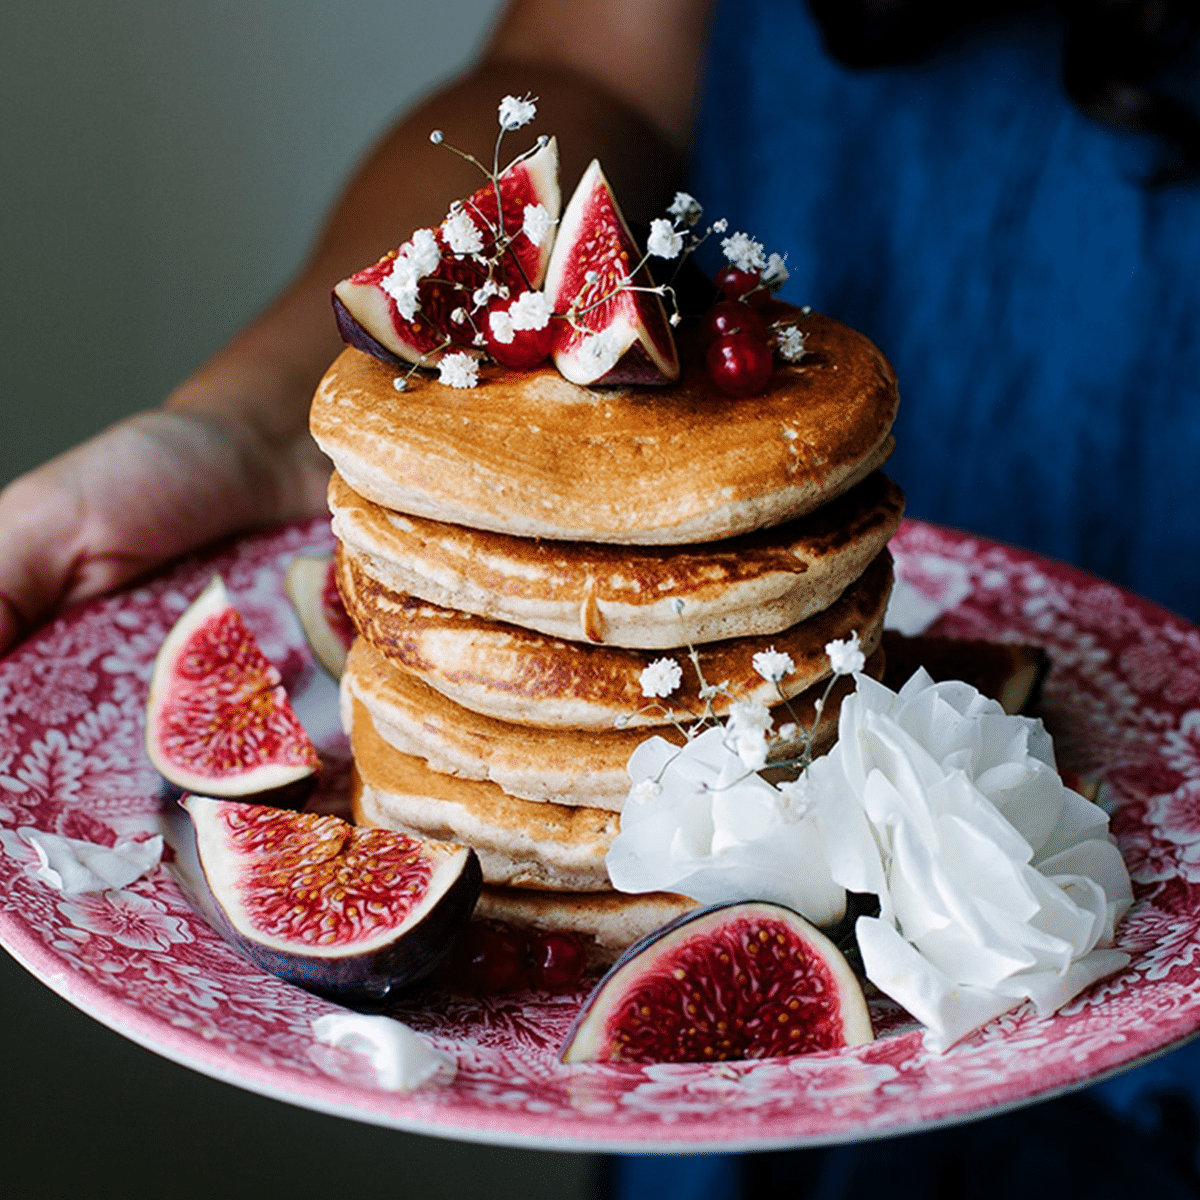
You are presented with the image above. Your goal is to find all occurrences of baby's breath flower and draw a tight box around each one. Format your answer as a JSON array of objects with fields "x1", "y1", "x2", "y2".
[
  {"x1": 381, "y1": 271, "x2": 420, "y2": 320},
  {"x1": 777, "y1": 722, "x2": 797, "y2": 741},
  {"x1": 429, "y1": 129, "x2": 444, "y2": 144},
  {"x1": 722, "y1": 231, "x2": 767, "y2": 273},
  {"x1": 667, "y1": 191, "x2": 703, "y2": 225},
  {"x1": 498, "y1": 93, "x2": 537, "y2": 131},
  {"x1": 407, "y1": 228, "x2": 441, "y2": 277},
  {"x1": 727, "y1": 700, "x2": 773, "y2": 736},
  {"x1": 488, "y1": 309, "x2": 515, "y2": 344},
  {"x1": 777, "y1": 325, "x2": 808, "y2": 363},
  {"x1": 508, "y1": 289, "x2": 553, "y2": 331},
  {"x1": 761, "y1": 252, "x2": 789, "y2": 287},
  {"x1": 450, "y1": 307, "x2": 468, "y2": 325},
  {"x1": 752, "y1": 647, "x2": 794, "y2": 683},
  {"x1": 647, "y1": 218, "x2": 684, "y2": 260},
  {"x1": 698, "y1": 679, "x2": 729, "y2": 701},
  {"x1": 392, "y1": 376, "x2": 408, "y2": 392},
  {"x1": 522, "y1": 202, "x2": 554, "y2": 246},
  {"x1": 826, "y1": 631, "x2": 865, "y2": 676},
  {"x1": 381, "y1": 229, "x2": 440, "y2": 320},
  {"x1": 442, "y1": 209, "x2": 484, "y2": 256},
  {"x1": 438, "y1": 352, "x2": 480, "y2": 389},
  {"x1": 472, "y1": 279, "x2": 500, "y2": 308},
  {"x1": 640, "y1": 657, "x2": 683, "y2": 699},
  {"x1": 631, "y1": 779, "x2": 662, "y2": 806},
  {"x1": 712, "y1": 218, "x2": 729, "y2": 233}
]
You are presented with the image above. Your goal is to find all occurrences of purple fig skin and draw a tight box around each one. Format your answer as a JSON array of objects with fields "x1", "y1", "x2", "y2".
[
  {"x1": 156, "y1": 772, "x2": 316, "y2": 812},
  {"x1": 332, "y1": 292, "x2": 407, "y2": 368},
  {"x1": 182, "y1": 797, "x2": 482, "y2": 1004},
  {"x1": 560, "y1": 900, "x2": 873, "y2": 1064}
]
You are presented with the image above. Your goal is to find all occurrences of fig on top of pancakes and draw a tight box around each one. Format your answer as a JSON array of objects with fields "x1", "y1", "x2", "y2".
[{"x1": 309, "y1": 306, "x2": 899, "y2": 546}]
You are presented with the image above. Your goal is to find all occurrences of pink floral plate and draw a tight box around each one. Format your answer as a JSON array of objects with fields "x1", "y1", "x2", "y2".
[{"x1": 2, "y1": 517, "x2": 1199, "y2": 1153}]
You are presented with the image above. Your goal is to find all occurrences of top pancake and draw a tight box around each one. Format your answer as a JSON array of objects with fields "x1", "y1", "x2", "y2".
[{"x1": 310, "y1": 309, "x2": 899, "y2": 545}]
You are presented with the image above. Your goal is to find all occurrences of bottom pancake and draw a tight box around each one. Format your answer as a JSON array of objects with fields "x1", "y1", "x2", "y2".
[{"x1": 473, "y1": 886, "x2": 699, "y2": 968}]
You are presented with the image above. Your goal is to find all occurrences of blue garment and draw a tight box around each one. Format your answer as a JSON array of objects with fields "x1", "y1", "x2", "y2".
[
  {"x1": 691, "y1": 3, "x2": 1200, "y2": 623},
  {"x1": 609, "y1": 5, "x2": 1200, "y2": 1194}
]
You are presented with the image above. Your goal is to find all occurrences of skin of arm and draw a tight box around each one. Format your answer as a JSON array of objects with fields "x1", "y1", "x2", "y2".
[{"x1": 0, "y1": 0, "x2": 712, "y2": 654}]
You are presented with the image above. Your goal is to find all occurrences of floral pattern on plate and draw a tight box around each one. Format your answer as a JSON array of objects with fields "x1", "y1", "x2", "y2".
[{"x1": 0, "y1": 518, "x2": 1199, "y2": 1152}]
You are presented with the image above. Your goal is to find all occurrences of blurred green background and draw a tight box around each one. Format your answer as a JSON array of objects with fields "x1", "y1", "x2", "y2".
[{"x1": 0, "y1": 3, "x2": 599, "y2": 1194}]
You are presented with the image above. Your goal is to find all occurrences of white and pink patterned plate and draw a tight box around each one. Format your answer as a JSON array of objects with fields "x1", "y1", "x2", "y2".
[{"x1": 2, "y1": 518, "x2": 1200, "y2": 1153}]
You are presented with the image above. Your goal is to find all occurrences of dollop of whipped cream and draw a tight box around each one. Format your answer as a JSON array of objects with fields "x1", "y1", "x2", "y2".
[
  {"x1": 21, "y1": 827, "x2": 163, "y2": 895},
  {"x1": 806, "y1": 668, "x2": 1133, "y2": 1050},
  {"x1": 310, "y1": 1012, "x2": 453, "y2": 1092},
  {"x1": 606, "y1": 725, "x2": 846, "y2": 927}
]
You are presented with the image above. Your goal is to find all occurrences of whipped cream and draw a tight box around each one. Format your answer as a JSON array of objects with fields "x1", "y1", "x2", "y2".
[
  {"x1": 606, "y1": 726, "x2": 846, "y2": 927},
  {"x1": 806, "y1": 668, "x2": 1132, "y2": 1050},
  {"x1": 22, "y1": 828, "x2": 163, "y2": 895},
  {"x1": 310, "y1": 1012, "x2": 453, "y2": 1092}
]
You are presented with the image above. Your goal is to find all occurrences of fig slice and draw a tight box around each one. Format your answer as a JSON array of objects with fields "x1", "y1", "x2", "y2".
[
  {"x1": 182, "y1": 796, "x2": 481, "y2": 1001},
  {"x1": 284, "y1": 554, "x2": 355, "y2": 679},
  {"x1": 543, "y1": 159, "x2": 680, "y2": 386},
  {"x1": 145, "y1": 576, "x2": 320, "y2": 806},
  {"x1": 561, "y1": 901, "x2": 873, "y2": 1064},
  {"x1": 333, "y1": 137, "x2": 560, "y2": 367}
]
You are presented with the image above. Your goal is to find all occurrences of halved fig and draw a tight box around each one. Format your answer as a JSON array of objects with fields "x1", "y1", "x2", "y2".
[
  {"x1": 182, "y1": 795, "x2": 481, "y2": 1001},
  {"x1": 333, "y1": 138, "x2": 560, "y2": 366},
  {"x1": 561, "y1": 901, "x2": 872, "y2": 1064},
  {"x1": 145, "y1": 576, "x2": 320, "y2": 806},
  {"x1": 543, "y1": 159, "x2": 679, "y2": 386},
  {"x1": 284, "y1": 555, "x2": 355, "y2": 679}
]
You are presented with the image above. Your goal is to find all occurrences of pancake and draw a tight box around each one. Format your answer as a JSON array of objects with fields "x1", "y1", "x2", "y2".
[
  {"x1": 310, "y1": 308, "x2": 899, "y2": 545},
  {"x1": 336, "y1": 544, "x2": 892, "y2": 729},
  {"x1": 330, "y1": 470, "x2": 904, "y2": 649},
  {"x1": 473, "y1": 886, "x2": 699, "y2": 967},
  {"x1": 341, "y1": 635, "x2": 882, "y2": 809},
  {"x1": 349, "y1": 696, "x2": 619, "y2": 891}
]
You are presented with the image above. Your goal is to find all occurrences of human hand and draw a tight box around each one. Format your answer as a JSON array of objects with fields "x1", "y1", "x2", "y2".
[{"x1": 0, "y1": 408, "x2": 330, "y2": 654}]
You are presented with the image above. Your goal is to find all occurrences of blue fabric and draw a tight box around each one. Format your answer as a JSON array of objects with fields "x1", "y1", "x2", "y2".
[
  {"x1": 607, "y1": 7, "x2": 1200, "y2": 1196},
  {"x1": 691, "y1": 3, "x2": 1200, "y2": 623}
]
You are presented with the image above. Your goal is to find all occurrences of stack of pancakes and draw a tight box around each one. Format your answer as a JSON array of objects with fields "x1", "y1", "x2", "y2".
[{"x1": 310, "y1": 309, "x2": 902, "y2": 964}]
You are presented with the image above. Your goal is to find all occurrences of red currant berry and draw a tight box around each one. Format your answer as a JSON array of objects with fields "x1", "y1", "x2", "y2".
[
  {"x1": 528, "y1": 931, "x2": 587, "y2": 992},
  {"x1": 706, "y1": 331, "x2": 774, "y2": 397},
  {"x1": 450, "y1": 921, "x2": 529, "y2": 993},
  {"x1": 717, "y1": 265, "x2": 768, "y2": 308},
  {"x1": 698, "y1": 300, "x2": 769, "y2": 347}
]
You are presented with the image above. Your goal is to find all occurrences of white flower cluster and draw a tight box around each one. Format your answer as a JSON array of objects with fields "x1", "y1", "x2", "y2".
[
  {"x1": 437, "y1": 352, "x2": 479, "y2": 389},
  {"x1": 640, "y1": 657, "x2": 683, "y2": 699},
  {"x1": 647, "y1": 218, "x2": 685, "y2": 260},
  {"x1": 488, "y1": 290, "x2": 552, "y2": 345},
  {"x1": 381, "y1": 228, "x2": 442, "y2": 320},
  {"x1": 498, "y1": 93, "x2": 537, "y2": 131},
  {"x1": 721, "y1": 231, "x2": 767, "y2": 273},
  {"x1": 825, "y1": 631, "x2": 865, "y2": 676},
  {"x1": 777, "y1": 325, "x2": 808, "y2": 363},
  {"x1": 751, "y1": 646, "x2": 794, "y2": 683},
  {"x1": 522, "y1": 202, "x2": 554, "y2": 246},
  {"x1": 667, "y1": 191, "x2": 703, "y2": 226},
  {"x1": 442, "y1": 207, "x2": 484, "y2": 257}
]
